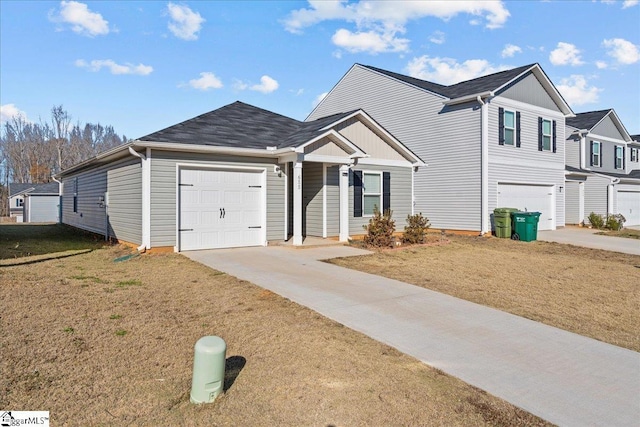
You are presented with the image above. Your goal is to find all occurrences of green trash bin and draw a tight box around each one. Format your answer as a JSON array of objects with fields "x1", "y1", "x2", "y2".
[
  {"x1": 511, "y1": 212, "x2": 541, "y2": 242},
  {"x1": 493, "y1": 208, "x2": 519, "y2": 238}
]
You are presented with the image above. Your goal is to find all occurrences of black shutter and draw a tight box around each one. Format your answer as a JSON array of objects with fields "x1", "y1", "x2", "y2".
[
  {"x1": 538, "y1": 117, "x2": 543, "y2": 151},
  {"x1": 515, "y1": 111, "x2": 521, "y2": 148},
  {"x1": 552, "y1": 120, "x2": 557, "y2": 153},
  {"x1": 498, "y1": 107, "x2": 504, "y2": 145},
  {"x1": 590, "y1": 141, "x2": 594, "y2": 166},
  {"x1": 623, "y1": 147, "x2": 626, "y2": 169},
  {"x1": 353, "y1": 170, "x2": 363, "y2": 217},
  {"x1": 383, "y1": 172, "x2": 391, "y2": 213},
  {"x1": 614, "y1": 147, "x2": 618, "y2": 169}
]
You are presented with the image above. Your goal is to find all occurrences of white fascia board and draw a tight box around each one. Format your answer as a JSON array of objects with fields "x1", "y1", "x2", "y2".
[
  {"x1": 586, "y1": 133, "x2": 630, "y2": 145},
  {"x1": 565, "y1": 170, "x2": 592, "y2": 177},
  {"x1": 55, "y1": 142, "x2": 135, "y2": 178},
  {"x1": 443, "y1": 91, "x2": 493, "y2": 106},
  {"x1": 134, "y1": 141, "x2": 292, "y2": 157},
  {"x1": 355, "y1": 157, "x2": 416, "y2": 168},
  {"x1": 13, "y1": 187, "x2": 36, "y2": 197},
  {"x1": 494, "y1": 64, "x2": 574, "y2": 117},
  {"x1": 319, "y1": 110, "x2": 425, "y2": 167},
  {"x1": 294, "y1": 129, "x2": 365, "y2": 158}
]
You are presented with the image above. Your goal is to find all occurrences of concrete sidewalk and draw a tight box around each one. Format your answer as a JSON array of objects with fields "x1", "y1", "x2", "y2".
[
  {"x1": 185, "y1": 246, "x2": 640, "y2": 427},
  {"x1": 537, "y1": 227, "x2": 640, "y2": 255}
]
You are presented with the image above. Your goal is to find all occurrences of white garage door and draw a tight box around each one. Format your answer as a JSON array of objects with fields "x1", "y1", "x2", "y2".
[
  {"x1": 617, "y1": 191, "x2": 640, "y2": 226},
  {"x1": 179, "y1": 168, "x2": 264, "y2": 251},
  {"x1": 497, "y1": 183, "x2": 555, "y2": 230}
]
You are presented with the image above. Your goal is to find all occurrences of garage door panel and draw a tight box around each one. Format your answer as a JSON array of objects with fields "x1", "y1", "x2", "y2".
[
  {"x1": 617, "y1": 191, "x2": 640, "y2": 226},
  {"x1": 498, "y1": 183, "x2": 554, "y2": 230},
  {"x1": 179, "y1": 168, "x2": 264, "y2": 251}
]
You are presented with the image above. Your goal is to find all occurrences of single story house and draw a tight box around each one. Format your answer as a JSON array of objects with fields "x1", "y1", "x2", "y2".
[
  {"x1": 8, "y1": 182, "x2": 60, "y2": 223},
  {"x1": 55, "y1": 101, "x2": 423, "y2": 251}
]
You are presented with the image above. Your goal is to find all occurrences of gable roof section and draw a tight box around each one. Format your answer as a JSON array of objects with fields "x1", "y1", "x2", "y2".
[
  {"x1": 358, "y1": 63, "x2": 573, "y2": 115},
  {"x1": 566, "y1": 109, "x2": 631, "y2": 141},
  {"x1": 9, "y1": 182, "x2": 59, "y2": 196}
]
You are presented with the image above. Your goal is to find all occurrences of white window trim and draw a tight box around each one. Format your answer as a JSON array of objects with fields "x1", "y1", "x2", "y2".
[
  {"x1": 541, "y1": 118, "x2": 552, "y2": 151},
  {"x1": 362, "y1": 170, "x2": 382, "y2": 217},
  {"x1": 631, "y1": 147, "x2": 638, "y2": 162},
  {"x1": 592, "y1": 141, "x2": 601, "y2": 167},
  {"x1": 615, "y1": 146, "x2": 623, "y2": 169},
  {"x1": 503, "y1": 109, "x2": 516, "y2": 146}
]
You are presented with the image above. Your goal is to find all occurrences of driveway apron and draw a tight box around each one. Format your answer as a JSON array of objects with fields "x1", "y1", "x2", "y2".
[
  {"x1": 537, "y1": 228, "x2": 640, "y2": 255},
  {"x1": 184, "y1": 245, "x2": 640, "y2": 427}
]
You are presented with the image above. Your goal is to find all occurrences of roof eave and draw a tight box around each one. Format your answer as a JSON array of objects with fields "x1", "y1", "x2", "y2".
[{"x1": 443, "y1": 91, "x2": 494, "y2": 106}]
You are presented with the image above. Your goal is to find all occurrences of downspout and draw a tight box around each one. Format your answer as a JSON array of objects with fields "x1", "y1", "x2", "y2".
[
  {"x1": 51, "y1": 175, "x2": 62, "y2": 224},
  {"x1": 128, "y1": 147, "x2": 148, "y2": 252},
  {"x1": 477, "y1": 95, "x2": 489, "y2": 235}
]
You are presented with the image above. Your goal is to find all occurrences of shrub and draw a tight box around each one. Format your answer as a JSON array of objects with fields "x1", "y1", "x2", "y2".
[
  {"x1": 605, "y1": 214, "x2": 626, "y2": 231},
  {"x1": 587, "y1": 212, "x2": 605, "y2": 229},
  {"x1": 402, "y1": 213, "x2": 431, "y2": 244},
  {"x1": 363, "y1": 207, "x2": 395, "y2": 248}
]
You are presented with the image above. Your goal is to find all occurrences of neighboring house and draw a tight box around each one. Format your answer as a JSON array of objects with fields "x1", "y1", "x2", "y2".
[
  {"x1": 565, "y1": 109, "x2": 640, "y2": 226},
  {"x1": 308, "y1": 63, "x2": 574, "y2": 233},
  {"x1": 55, "y1": 101, "x2": 423, "y2": 251},
  {"x1": 8, "y1": 182, "x2": 60, "y2": 223}
]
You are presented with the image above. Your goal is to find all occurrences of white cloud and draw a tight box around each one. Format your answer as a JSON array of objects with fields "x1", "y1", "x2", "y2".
[
  {"x1": 283, "y1": 1, "x2": 509, "y2": 54},
  {"x1": 556, "y1": 75, "x2": 601, "y2": 106},
  {"x1": 429, "y1": 30, "x2": 445, "y2": 45},
  {"x1": 75, "y1": 59, "x2": 153, "y2": 75},
  {"x1": 501, "y1": 44, "x2": 522, "y2": 58},
  {"x1": 405, "y1": 56, "x2": 507, "y2": 85},
  {"x1": 332, "y1": 28, "x2": 409, "y2": 54},
  {"x1": 313, "y1": 92, "x2": 328, "y2": 107},
  {"x1": 167, "y1": 2, "x2": 205, "y2": 41},
  {"x1": 185, "y1": 72, "x2": 223, "y2": 90},
  {"x1": 622, "y1": 0, "x2": 638, "y2": 7},
  {"x1": 0, "y1": 104, "x2": 28, "y2": 124},
  {"x1": 549, "y1": 42, "x2": 584, "y2": 66},
  {"x1": 234, "y1": 75, "x2": 279, "y2": 94},
  {"x1": 595, "y1": 60, "x2": 608, "y2": 69},
  {"x1": 603, "y1": 38, "x2": 640, "y2": 64},
  {"x1": 49, "y1": 1, "x2": 110, "y2": 37}
]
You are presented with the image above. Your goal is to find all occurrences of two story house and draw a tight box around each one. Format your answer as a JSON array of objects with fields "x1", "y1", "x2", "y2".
[
  {"x1": 308, "y1": 63, "x2": 574, "y2": 233},
  {"x1": 565, "y1": 109, "x2": 640, "y2": 226}
]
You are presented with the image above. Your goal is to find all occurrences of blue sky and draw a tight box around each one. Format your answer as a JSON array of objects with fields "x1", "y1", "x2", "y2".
[{"x1": 1, "y1": 1, "x2": 639, "y2": 139}]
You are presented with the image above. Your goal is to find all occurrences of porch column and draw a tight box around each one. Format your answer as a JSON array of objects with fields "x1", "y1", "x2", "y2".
[
  {"x1": 293, "y1": 161, "x2": 303, "y2": 246},
  {"x1": 339, "y1": 164, "x2": 350, "y2": 242}
]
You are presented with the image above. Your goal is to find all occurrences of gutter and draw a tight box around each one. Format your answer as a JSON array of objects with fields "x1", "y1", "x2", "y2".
[
  {"x1": 128, "y1": 147, "x2": 149, "y2": 252},
  {"x1": 444, "y1": 91, "x2": 494, "y2": 106}
]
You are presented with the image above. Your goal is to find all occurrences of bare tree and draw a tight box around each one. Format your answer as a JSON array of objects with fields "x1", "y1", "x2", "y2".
[{"x1": 51, "y1": 105, "x2": 71, "y2": 172}]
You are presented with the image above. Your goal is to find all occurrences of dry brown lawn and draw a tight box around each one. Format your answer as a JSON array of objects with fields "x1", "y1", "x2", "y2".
[
  {"x1": 331, "y1": 235, "x2": 640, "y2": 352},
  {"x1": 0, "y1": 241, "x2": 548, "y2": 426}
]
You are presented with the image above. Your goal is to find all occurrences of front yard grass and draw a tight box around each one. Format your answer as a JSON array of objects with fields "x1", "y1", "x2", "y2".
[
  {"x1": 596, "y1": 228, "x2": 640, "y2": 240},
  {"x1": 329, "y1": 235, "x2": 640, "y2": 352},
  {"x1": 0, "y1": 231, "x2": 548, "y2": 426}
]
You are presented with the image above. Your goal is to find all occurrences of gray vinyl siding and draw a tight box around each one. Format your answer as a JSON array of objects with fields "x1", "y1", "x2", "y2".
[
  {"x1": 584, "y1": 175, "x2": 610, "y2": 220},
  {"x1": 26, "y1": 195, "x2": 59, "y2": 222},
  {"x1": 303, "y1": 162, "x2": 323, "y2": 237},
  {"x1": 107, "y1": 161, "x2": 142, "y2": 244},
  {"x1": 565, "y1": 128, "x2": 581, "y2": 169},
  {"x1": 592, "y1": 116, "x2": 625, "y2": 140},
  {"x1": 565, "y1": 180, "x2": 582, "y2": 224},
  {"x1": 309, "y1": 65, "x2": 481, "y2": 231},
  {"x1": 349, "y1": 164, "x2": 412, "y2": 235},
  {"x1": 150, "y1": 150, "x2": 283, "y2": 247},
  {"x1": 498, "y1": 72, "x2": 561, "y2": 112},
  {"x1": 62, "y1": 156, "x2": 140, "y2": 240},
  {"x1": 588, "y1": 137, "x2": 626, "y2": 174},
  {"x1": 326, "y1": 165, "x2": 340, "y2": 236},
  {"x1": 489, "y1": 98, "x2": 566, "y2": 228}
]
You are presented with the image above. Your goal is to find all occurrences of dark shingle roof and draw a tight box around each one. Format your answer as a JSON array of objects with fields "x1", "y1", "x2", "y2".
[
  {"x1": 360, "y1": 63, "x2": 536, "y2": 99},
  {"x1": 631, "y1": 134, "x2": 640, "y2": 142},
  {"x1": 566, "y1": 110, "x2": 612, "y2": 130},
  {"x1": 565, "y1": 166, "x2": 640, "y2": 180},
  {"x1": 140, "y1": 101, "x2": 357, "y2": 150},
  {"x1": 9, "y1": 182, "x2": 59, "y2": 196}
]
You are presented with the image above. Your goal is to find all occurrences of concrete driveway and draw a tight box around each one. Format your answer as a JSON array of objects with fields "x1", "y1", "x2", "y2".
[
  {"x1": 184, "y1": 245, "x2": 640, "y2": 427},
  {"x1": 537, "y1": 227, "x2": 640, "y2": 255}
]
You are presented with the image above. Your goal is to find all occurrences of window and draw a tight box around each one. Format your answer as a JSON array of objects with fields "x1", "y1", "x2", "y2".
[
  {"x1": 541, "y1": 119, "x2": 552, "y2": 151},
  {"x1": 631, "y1": 148, "x2": 638, "y2": 162},
  {"x1": 591, "y1": 141, "x2": 601, "y2": 167},
  {"x1": 363, "y1": 172, "x2": 382, "y2": 216},
  {"x1": 73, "y1": 177, "x2": 78, "y2": 213},
  {"x1": 16, "y1": 198, "x2": 24, "y2": 207},
  {"x1": 503, "y1": 110, "x2": 515, "y2": 145},
  {"x1": 615, "y1": 146, "x2": 624, "y2": 169}
]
